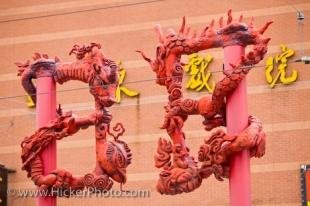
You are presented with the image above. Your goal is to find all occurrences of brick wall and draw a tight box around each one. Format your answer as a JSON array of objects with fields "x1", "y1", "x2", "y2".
[{"x1": 0, "y1": 0, "x2": 309, "y2": 205}]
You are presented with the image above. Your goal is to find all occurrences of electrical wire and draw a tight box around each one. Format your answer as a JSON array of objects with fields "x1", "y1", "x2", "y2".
[
  {"x1": 0, "y1": 0, "x2": 164, "y2": 24},
  {"x1": 0, "y1": 0, "x2": 308, "y2": 133},
  {"x1": 0, "y1": 59, "x2": 303, "y2": 101},
  {"x1": 0, "y1": 76, "x2": 306, "y2": 132},
  {"x1": 0, "y1": 0, "x2": 307, "y2": 103},
  {"x1": 0, "y1": 59, "x2": 307, "y2": 131},
  {"x1": 0, "y1": 59, "x2": 306, "y2": 131}
]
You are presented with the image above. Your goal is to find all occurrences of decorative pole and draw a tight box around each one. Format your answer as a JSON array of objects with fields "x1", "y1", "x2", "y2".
[
  {"x1": 224, "y1": 46, "x2": 251, "y2": 206},
  {"x1": 35, "y1": 62, "x2": 57, "y2": 206},
  {"x1": 17, "y1": 45, "x2": 132, "y2": 200},
  {"x1": 138, "y1": 10, "x2": 271, "y2": 197}
]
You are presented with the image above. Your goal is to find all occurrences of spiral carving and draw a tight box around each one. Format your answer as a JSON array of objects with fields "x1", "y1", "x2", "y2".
[
  {"x1": 172, "y1": 63, "x2": 183, "y2": 83},
  {"x1": 107, "y1": 123, "x2": 125, "y2": 140},
  {"x1": 93, "y1": 175, "x2": 113, "y2": 191},
  {"x1": 198, "y1": 128, "x2": 229, "y2": 164},
  {"x1": 198, "y1": 144, "x2": 210, "y2": 162},
  {"x1": 83, "y1": 173, "x2": 95, "y2": 187},
  {"x1": 180, "y1": 98, "x2": 198, "y2": 114},
  {"x1": 157, "y1": 166, "x2": 202, "y2": 195},
  {"x1": 169, "y1": 88, "x2": 183, "y2": 101},
  {"x1": 198, "y1": 116, "x2": 266, "y2": 181}
]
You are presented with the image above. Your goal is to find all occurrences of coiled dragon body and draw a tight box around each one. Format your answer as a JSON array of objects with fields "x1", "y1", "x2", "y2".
[
  {"x1": 138, "y1": 10, "x2": 271, "y2": 195},
  {"x1": 17, "y1": 43, "x2": 132, "y2": 194}
]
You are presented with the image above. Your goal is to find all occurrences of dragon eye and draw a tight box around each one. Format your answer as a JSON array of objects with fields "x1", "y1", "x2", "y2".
[{"x1": 99, "y1": 79, "x2": 108, "y2": 88}]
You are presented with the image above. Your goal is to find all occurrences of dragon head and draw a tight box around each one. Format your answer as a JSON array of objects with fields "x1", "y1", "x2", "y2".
[
  {"x1": 69, "y1": 43, "x2": 119, "y2": 108},
  {"x1": 88, "y1": 58, "x2": 119, "y2": 108},
  {"x1": 137, "y1": 10, "x2": 272, "y2": 87}
]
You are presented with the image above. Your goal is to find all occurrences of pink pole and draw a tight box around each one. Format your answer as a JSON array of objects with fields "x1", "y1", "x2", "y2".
[
  {"x1": 36, "y1": 77, "x2": 57, "y2": 206},
  {"x1": 224, "y1": 45, "x2": 251, "y2": 206}
]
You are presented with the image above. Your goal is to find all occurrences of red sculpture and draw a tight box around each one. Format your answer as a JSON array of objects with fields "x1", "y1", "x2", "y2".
[
  {"x1": 137, "y1": 10, "x2": 271, "y2": 195},
  {"x1": 17, "y1": 43, "x2": 132, "y2": 195}
]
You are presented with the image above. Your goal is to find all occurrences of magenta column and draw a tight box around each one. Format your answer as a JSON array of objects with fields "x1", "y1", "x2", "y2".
[
  {"x1": 36, "y1": 74, "x2": 57, "y2": 206},
  {"x1": 224, "y1": 45, "x2": 251, "y2": 206}
]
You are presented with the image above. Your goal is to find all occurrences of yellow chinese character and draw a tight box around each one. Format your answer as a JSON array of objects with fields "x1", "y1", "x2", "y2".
[
  {"x1": 184, "y1": 53, "x2": 215, "y2": 92},
  {"x1": 265, "y1": 44, "x2": 298, "y2": 88},
  {"x1": 115, "y1": 62, "x2": 139, "y2": 103},
  {"x1": 26, "y1": 94, "x2": 35, "y2": 108}
]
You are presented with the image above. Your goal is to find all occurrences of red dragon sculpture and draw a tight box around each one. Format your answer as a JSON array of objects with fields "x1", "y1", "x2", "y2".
[
  {"x1": 137, "y1": 10, "x2": 271, "y2": 195},
  {"x1": 16, "y1": 43, "x2": 132, "y2": 195}
]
